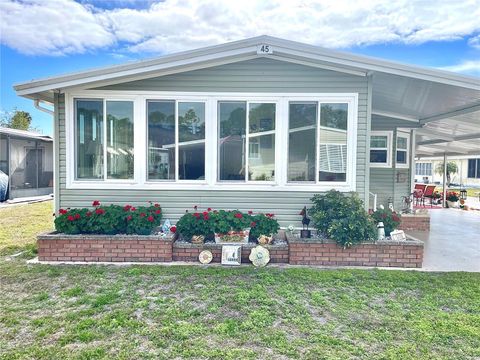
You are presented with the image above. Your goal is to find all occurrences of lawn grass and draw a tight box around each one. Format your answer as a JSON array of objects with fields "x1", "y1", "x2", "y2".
[
  {"x1": 1, "y1": 260, "x2": 479, "y2": 359},
  {"x1": 0, "y1": 201, "x2": 54, "y2": 256}
]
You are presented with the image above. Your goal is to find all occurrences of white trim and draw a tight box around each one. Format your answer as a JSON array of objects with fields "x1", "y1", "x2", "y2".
[
  {"x1": 65, "y1": 90, "x2": 358, "y2": 192},
  {"x1": 396, "y1": 132, "x2": 410, "y2": 168},
  {"x1": 369, "y1": 131, "x2": 392, "y2": 168}
]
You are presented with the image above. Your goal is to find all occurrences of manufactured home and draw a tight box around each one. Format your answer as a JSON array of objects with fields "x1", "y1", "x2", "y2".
[{"x1": 14, "y1": 36, "x2": 480, "y2": 224}]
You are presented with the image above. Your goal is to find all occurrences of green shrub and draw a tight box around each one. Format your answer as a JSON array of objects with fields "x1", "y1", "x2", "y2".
[
  {"x1": 371, "y1": 208, "x2": 401, "y2": 236},
  {"x1": 249, "y1": 213, "x2": 280, "y2": 239},
  {"x1": 54, "y1": 201, "x2": 163, "y2": 235},
  {"x1": 211, "y1": 210, "x2": 251, "y2": 234},
  {"x1": 310, "y1": 190, "x2": 376, "y2": 248}
]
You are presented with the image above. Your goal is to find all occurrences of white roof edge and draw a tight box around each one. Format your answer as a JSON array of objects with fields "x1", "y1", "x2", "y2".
[
  {"x1": 0, "y1": 127, "x2": 53, "y2": 141},
  {"x1": 14, "y1": 35, "x2": 480, "y2": 96}
]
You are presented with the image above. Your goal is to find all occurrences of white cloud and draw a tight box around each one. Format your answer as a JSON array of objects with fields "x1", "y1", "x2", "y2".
[
  {"x1": 439, "y1": 60, "x2": 480, "y2": 76},
  {"x1": 1, "y1": 0, "x2": 480, "y2": 56}
]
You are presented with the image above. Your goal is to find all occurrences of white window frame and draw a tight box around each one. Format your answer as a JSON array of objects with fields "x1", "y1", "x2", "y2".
[
  {"x1": 369, "y1": 131, "x2": 392, "y2": 168},
  {"x1": 396, "y1": 132, "x2": 410, "y2": 168},
  {"x1": 65, "y1": 91, "x2": 358, "y2": 192}
]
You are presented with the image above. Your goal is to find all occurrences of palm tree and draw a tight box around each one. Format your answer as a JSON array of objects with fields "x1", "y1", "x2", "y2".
[{"x1": 435, "y1": 161, "x2": 458, "y2": 186}]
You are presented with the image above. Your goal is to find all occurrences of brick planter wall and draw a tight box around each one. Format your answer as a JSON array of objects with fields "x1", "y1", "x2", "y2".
[
  {"x1": 398, "y1": 213, "x2": 430, "y2": 231},
  {"x1": 173, "y1": 241, "x2": 289, "y2": 264},
  {"x1": 37, "y1": 233, "x2": 175, "y2": 262},
  {"x1": 287, "y1": 235, "x2": 423, "y2": 268}
]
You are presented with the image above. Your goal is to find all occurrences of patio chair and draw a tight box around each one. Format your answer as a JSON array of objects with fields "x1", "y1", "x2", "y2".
[
  {"x1": 422, "y1": 185, "x2": 437, "y2": 207},
  {"x1": 413, "y1": 184, "x2": 427, "y2": 206}
]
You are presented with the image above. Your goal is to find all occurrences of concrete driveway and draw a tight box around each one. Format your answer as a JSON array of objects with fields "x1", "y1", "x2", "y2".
[{"x1": 408, "y1": 209, "x2": 480, "y2": 272}]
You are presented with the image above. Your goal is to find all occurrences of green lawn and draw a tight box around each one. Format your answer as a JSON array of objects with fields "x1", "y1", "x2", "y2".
[{"x1": 1, "y1": 201, "x2": 480, "y2": 359}]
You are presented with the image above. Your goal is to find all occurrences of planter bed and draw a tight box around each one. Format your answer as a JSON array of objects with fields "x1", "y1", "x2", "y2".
[
  {"x1": 398, "y1": 213, "x2": 430, "y2": 231},
  {"x1": 287, "y1": 234, "x2": 424, "y2": 268},
  {"x1": 173, "y1": 239, "x2": 289, "y2": 264},
  {"x1": 37, "y1": 232, "x2": 175, "y2": 262}
]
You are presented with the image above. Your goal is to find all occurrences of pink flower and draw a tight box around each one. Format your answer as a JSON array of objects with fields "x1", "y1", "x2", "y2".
[
  {"x1": 74, "y1": 213, "x2": 81, "y2": 220},
  {"x1": 170, "y1": 225, "x2": 177, "y2": 233},
  {"x1": 207, "y1": 207, "x2": 212, "y2": 211},
  {"x1": 234, "y1": 213, "x2": 243, "y2": 219},
  {"x1": 203, "y1": 214, "x2": 209, "y2": 221},
  {"x1": 131, "y1": 207, "x2": 136, "y2": 211},
  {"x1": 147, "y1": 216, "x2": 154, "y2": 222},
  {"x1": 126, "y1": 215, "x2": 132, "y2": 221},
  {"x1": 67, "y1": 215, "x2": 74, "y2": 221},
  {"x1": 92, "y1": 200, "x2": 100, "y2": 206},
  {"x1": 155, "y1": 209, "x2": 161, "y2": 214},
  {"x1": 95, "y1": 208, "x2": 105, "y2": 215},
  {"x1": 123, "y1": 204, "x2": 132, "y2": 211},
  {"x1": 59, "y1": 208, "x2": 68, "y2": 215},
  {"x1": 140, "y1": 212, "x2": 146, "y2": 217}
]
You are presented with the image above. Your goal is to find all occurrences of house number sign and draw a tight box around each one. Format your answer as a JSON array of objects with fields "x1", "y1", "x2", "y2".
[{"x1": 257, "y1": 44, "x2": 273, "y2": 55}]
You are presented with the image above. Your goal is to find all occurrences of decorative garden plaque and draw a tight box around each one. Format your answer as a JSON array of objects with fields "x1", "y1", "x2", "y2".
[
  {"x1": 249, "y1": 246, "x2": 270, "y2": 267},
  {"x1": 198, "y1": 250, "x2": 213, "y2": 264},
  {"x1": 221, "y1": 245, "x2": 242, "y2": 266},
  {"x1": 390, "y1": 230, "x2": 407, "y2": 241}
]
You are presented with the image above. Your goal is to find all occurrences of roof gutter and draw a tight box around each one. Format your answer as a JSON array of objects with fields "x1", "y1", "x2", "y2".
[{"x1": 34, "y1": 99, "x2": 54, "y2": 116}]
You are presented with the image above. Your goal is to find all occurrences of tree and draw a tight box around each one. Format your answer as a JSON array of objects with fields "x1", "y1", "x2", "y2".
[
  {"x1": 0, "y1": 110, "x2": 33, "y2": 130},
  {"x1": 435, "y1": 161, "x2": 458, "y2": 186}
]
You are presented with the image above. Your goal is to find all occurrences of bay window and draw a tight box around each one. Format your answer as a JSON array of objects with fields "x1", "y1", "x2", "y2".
[
  {"x1": 369, "y1": 131, "x2": 391, "y2": 167},
  {"x1": 147, "y1": 100, "x2": 206, "y2": 181}
]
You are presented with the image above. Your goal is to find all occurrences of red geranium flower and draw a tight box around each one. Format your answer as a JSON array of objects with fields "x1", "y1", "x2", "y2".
[
  {"x1": 123, "y1": 204, "x2": 132, "y2": 211},
  {"x1": 95, "y1": 208, "x2": 105, "y2": 215},
  {"x1": 147, "y1": 216, "x2": 154, "y2": 222},
  {"x1": 250, "y1": 221, "x2": 256, "y2": 227},
  {"x1": 155, "y1": 209, "x2": 161, "y2": 214},
  {"x1": 86, "y1": 211, "x2": 92, "y2": 217},
  {"x1": 67, "y1": 215, "x2": 75, "y2": 221},
  {"x1": 193, "y1": 212, "x2": 200, "y2": 218},
  {"x1": 203, "y1": 214, "x2": 209, "y2": 221},
  {"x1": 154, "y1": 203, "x2": 160, "y2": 208},
  {"x1": 92, "y1": 200, "x2": 100, "y2": 206},
  {"x1": 126, "y1": 215, "x2": 133, "y2": 221},
  {"x1": 207, "y1": 207, "x2": 212, "y2": 211},
  {"x1": 234, "y1": 213, "x2": 243, "y2": 219},
  {"x1": 74, "y1": 213, "x2": 81, "y2": 220},
  {"x1": 59, "y1": 208, "x2": 68, "y2": 215},
  {"x1": 248, "y1": 210, "x2": 253, "y2": 215},
  {"x1": 140, "y1": 212, "x2": 146, "y2": 217},
  {"x1": 170, "y1": 225, "x2": 177, "y2": 233},
  {"x1": 131, "y1": 207, "x2": 136, "y2": 211}
]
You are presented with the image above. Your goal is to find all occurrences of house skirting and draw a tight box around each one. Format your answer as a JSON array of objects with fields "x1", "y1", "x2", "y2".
[{"x1": 37, "y1": 233, "x2": 423, "y2": 268}]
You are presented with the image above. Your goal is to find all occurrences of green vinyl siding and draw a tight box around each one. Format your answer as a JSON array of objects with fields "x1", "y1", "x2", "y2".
[{"x1": 56, "y1": 58, "x2": 369, "y2": 226}]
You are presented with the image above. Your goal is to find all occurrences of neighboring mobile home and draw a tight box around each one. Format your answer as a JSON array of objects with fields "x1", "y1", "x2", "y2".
[
  {"x1": 415, "y1": 155, "x2": 480, "y2": 186},
  {"x1": 0, "y1": 127, "x2": 53, "y2": 201},
  {"x1": 13, "y1": 36, "x2": 480, "y2": 224}
]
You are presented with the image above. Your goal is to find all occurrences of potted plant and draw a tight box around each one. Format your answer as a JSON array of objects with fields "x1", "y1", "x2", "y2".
[
  {"x1": 212, "y1": 210, "x2": 251, "y2": 244},
  {"x1": 249, "y1": 213, "x2": 280, "y2": 245},
  {"x1": 371, "y1": 208, "x2": 401, "y2": 237},
  {"x1": 446, "y1": 192, "x2": 460, "y2": 208},
  {"x1": 175, "y1": 208, "x2": 214, "y2": 244}
]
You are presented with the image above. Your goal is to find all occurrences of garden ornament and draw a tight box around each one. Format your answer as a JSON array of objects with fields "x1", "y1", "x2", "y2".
[
  {"x1": 249, "y1": 246, "x2": 270, "y2": 267},
  {"x1": 199, "y1": 250, "x2": 213, "y2": 264},
  {"x1": 377, "y1": 222, "x2": 385, "y2": 241},
  {"x1": 299, "y1": 206, "x2": 311, "y2": 238}
]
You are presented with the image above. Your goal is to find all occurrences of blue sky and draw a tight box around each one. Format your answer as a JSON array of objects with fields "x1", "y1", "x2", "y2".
[{"x1": 1, "y1": 0, "x2": 479, "y2": 136}]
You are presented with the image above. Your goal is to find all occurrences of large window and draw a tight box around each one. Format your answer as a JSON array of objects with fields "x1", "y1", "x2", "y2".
[
  {"x1": 147, "y1": 100, "x2": 205, "y2": 181},
  {"x1": 468, "y1": 159, "x2": 480, "y2": 179},
  {"x1": 218, "y1": 101, "x2": 276, "y2": 182},
  {"x1": 288, "y1": 102, "x2": 348, "y2": 182},
  {"x1": 396, "y1": 133, "x2": 409, "y2": 167},
  {"x1": 75, "y1": 99, "x2": 134, "y2": 180},
  {"x1": 370, "y1": 131, "x2": 391, "y2": 167},
  {"x1": 69, "y1": 93, "x2": 357, "y2": 190}
]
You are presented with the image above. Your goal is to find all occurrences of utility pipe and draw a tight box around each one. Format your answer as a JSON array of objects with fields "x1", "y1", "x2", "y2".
[{"x1": 443, "y1": 153, "x2": 447, "y2": 208}]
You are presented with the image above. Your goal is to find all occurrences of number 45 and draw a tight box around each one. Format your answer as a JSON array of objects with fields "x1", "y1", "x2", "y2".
[{"x1": 257, "y1": 44, "x2": 273, "y2": 54}]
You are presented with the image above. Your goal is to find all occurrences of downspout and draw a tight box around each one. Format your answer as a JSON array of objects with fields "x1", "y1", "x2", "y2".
[{"x1": 34, "y1": 99, "x2": 54, "y2": 116}]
